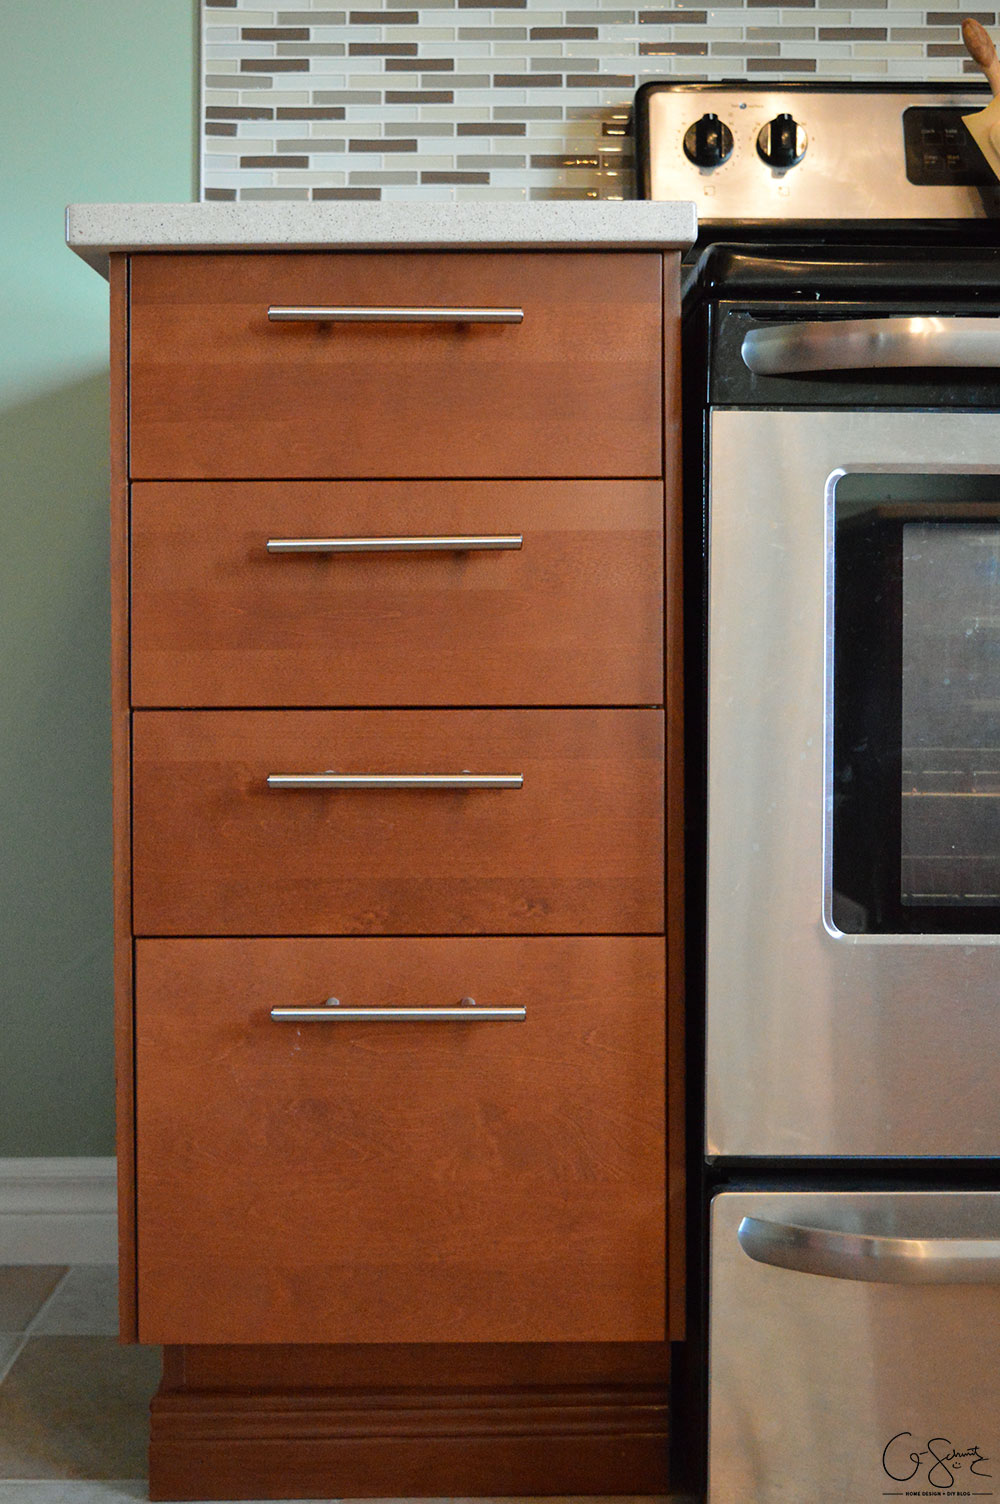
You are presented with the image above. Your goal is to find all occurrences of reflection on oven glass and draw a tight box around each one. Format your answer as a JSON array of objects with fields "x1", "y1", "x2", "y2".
[{"x1": 902, "y1": 522, "x2": 1000, "y2": 906}]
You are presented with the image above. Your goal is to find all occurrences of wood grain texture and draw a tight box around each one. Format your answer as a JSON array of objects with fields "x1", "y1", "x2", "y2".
[
  {"x1": 130, "y1": 708, "x2": 665, "y2": 935},
  {"x1": 109, "y1": 255, "x2": 136, "y2": 1342},
  {"x1": 134, "y1": 935, "x2": 667, "y2": 1345},
  {"x1": 148, "y1": 1341, "x2": 669, "y2": 1498},
  {"x1": 129, "y1": 479, "x2": 664, "y2": 708},
  {"x1": 128, "y1": 252, "x2": 663, "y2": 480},
  {"x1": 663, "y1": 253, "x2": 687, "y2": 1339}
]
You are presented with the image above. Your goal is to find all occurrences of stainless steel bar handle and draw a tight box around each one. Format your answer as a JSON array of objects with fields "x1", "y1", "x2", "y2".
[
  {"x1": 266, "y1": 534, "x2": 523, "y2": 554},
  {"x1": 738, "y1": 1215, "x2": 1000, "y2": 1284},
  {"x1": 268, "y1": 305, "x2": 524, "y2": 324},
  {"x1": 742, "y1": 316, "x2": 1000, "y2": 375},
  {"x1": 271, "y1": 997, "x2": 526, "y2": 1022},
  {"x1": 266, "y1": 772, "x2": 523, "y2": 790}
]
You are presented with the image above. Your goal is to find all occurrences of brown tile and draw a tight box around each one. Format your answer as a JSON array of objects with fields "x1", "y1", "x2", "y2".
[
  {"x1": 0, "y1": 1336, "x2": 161, "y2": 1478},
  {"x1": 350, "y1": 137, "x2": 418, "y2": 149},
  {"x1": 351, "y1": 8, "x2": 420, "y2": 17},
  {"x1": 348, "y1": 40, "x2": 420, "y2": 53},
  {"x1": 529, "y1": 25, "x2": 600, "y2": 36},
  {"x1": 206, "y1": 105, "x2": 274, "y2": 118},
  {"x1": 313, "y1": 187, "x2": 382, "y2": 198},
  {"x1": 421, "y1": 170, "x2": 491, "y2": 182},
  {"x1": 928, "y1": 7, "x2": 993, "y2": 19},
  {"x1": 929, "y1": 43, "x2": 967, "y2": 55},
  {"x1": 240, "y1": 58, "x2": 311, "y2": 71},
  {"x1": 205, "y1": 188, "x2": 238, "y2": 200},
  {"x1": 457, "y1": 121, "x2": 526, "y2": 134},
  {"x1": 385, "y1": 88, "x2": 455, "y2": 101},
  {"x1": 531, "y1": 152, "x2": 600, "y2": 167},
  {"x1": 385, "y1": 56, "x2": 456, "y2": 68},
  {"x1": 639, "y1": 7, "x2": 708, "y2": 18},
  {"x1": 242, "y1": 25, "x2": 310, "y2": 37},
  {"x1": 495, "y1": 72, "x2": 564, "y2": 85},
  {"x1": 567, "y1": 72, "x2": 636, "y2": 85},
  {"x1": 640, "y1": 39, "x2": 707, "y2": 52},
  {"x1": 240, "y1": 154, "x2": 310, "y2": 167},
  {"x1": 0, "y1": 1268, "x2": 66, "y2": 1333},
  {"x1": 819, "y1": 24, "x2": 886, "y2": 37},
  {"x1": 206, "y1": 122, "x2": 238, "y2": 136},
  {"x1": 276, "y1": 106, "x2": 346, "y2": 118}
]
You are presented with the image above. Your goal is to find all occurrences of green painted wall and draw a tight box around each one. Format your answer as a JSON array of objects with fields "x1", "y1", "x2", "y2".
[{"x1": 0, "y1": 2, "x2": 197, "y2": 1154}]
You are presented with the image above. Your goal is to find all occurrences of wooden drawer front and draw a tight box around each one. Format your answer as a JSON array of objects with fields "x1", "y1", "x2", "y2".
[
  {"x1": 134, "y1": 935, "x2": 667, "y2": 1345},
  {"x1": 130, "y1": 480, "x2": 664, "y2": 708},
  {"x1": 131, "y1": 709, "x2": 664, "y2": 936},
  {"x1": 128, "y1": 253, "x2": 663, "y2": 480}
]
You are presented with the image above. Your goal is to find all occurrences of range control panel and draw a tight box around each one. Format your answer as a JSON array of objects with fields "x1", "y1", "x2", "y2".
[
  {"x1": 903, "y1": 106, "x2": 996, "y2": 185},
  {"x1": 636, "y1": 83, "x2": 1000, "y2": 219}
]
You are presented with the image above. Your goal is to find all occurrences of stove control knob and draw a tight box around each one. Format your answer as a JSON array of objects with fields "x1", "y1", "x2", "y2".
[
  {"x1": 757, "y1": 112, "x2": 808, "y2": 169},
  {"x1": 683, "y1": 112, "x2": 734, "y2": 168}
]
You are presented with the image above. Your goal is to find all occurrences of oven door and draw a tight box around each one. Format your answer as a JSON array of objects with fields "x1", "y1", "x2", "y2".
[{"x1": 707, "y1": 409, "x2": 1000, "y2": 1158}]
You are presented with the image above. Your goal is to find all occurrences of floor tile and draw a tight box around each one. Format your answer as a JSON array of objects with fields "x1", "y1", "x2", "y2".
[
  {"x1": 0, "y1": 1271, "x2": 67, "y2": 1335},
  {"x1": 0, "y1": 1486, "x2": 147, "y2": 1504},
  {"x1": 0, "y1": 1337, "x2": 161, "y2": 1479},
  {"x1": 0, "y1": 1336, "x2": 23, "y2": 1384},
  {"x1": 29, "y1": 1269, "x2": 118, "y2": 1338}
]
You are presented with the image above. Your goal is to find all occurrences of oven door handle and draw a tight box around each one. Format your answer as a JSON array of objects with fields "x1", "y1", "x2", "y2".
[
  {"x1": 737, "y1": 1215, "x2": 1000, "y2": 1284},
  {"x1": 742, "y1": 316, "x2": 1000, "y2": 376}
]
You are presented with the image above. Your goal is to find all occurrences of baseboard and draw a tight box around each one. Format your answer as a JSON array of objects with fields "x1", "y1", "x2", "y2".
[
  {"x1": 150, "y1": 1383, "x2": 670, "y2": 1499},
  {"x1": 0, "y1": 1157, "x2": 117, "y2": 1264},
  {"x1": 149, "y1": 1341, "x2": 671, "y2": 1499}
]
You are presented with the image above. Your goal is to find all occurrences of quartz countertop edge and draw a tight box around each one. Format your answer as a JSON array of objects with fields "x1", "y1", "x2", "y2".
[{"x1": 66, "y1": 200, "x2": 698, "y2": 276}]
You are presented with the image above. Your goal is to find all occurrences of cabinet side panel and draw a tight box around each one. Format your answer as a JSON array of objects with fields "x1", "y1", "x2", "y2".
[
  {"x1": 664, "y1": 253, "x2": 686, "y2": 1339},
  {"x1": 110, "y1": 253, "x2": 136, "y2": 1342}
]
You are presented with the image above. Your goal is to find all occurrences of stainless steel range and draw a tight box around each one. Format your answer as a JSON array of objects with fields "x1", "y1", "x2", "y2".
[{"x1": 638, "y1": 81, "x2": 1000, "y2": 1504}]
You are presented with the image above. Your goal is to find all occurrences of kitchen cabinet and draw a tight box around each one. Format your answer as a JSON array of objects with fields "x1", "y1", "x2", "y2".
[{"x1": 97, "y1": 229, "x2": 686, "y2": 1500}]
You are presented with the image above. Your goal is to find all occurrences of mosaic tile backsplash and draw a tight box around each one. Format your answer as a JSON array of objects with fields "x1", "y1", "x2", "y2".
[{"x1": 201, "y1": 0, "x2": 990, "y2": 200}]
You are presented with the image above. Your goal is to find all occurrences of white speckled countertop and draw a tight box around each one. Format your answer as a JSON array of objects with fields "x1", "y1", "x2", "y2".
[{"x1": 66, "y1": 200, "x2": 697, "y2": 276}]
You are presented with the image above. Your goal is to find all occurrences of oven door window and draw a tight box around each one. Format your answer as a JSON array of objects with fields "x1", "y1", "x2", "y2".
[{"x1": 833, "y1": 474, "x2": 1000, "y2": 934}]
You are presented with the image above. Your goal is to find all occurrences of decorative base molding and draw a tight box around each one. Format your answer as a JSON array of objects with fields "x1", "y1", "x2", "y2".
[
  {"x1": 0, "y1": 1157, "x2": 117, "y2": 1264},
  {"x1": 150, "y1": 1342, "x2": 671, "y2": 1499}
]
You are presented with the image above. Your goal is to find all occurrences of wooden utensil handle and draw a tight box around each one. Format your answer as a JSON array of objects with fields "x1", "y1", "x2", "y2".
[{"x1": 963, "y1": 18, "x2": 1000, "y2": 92}]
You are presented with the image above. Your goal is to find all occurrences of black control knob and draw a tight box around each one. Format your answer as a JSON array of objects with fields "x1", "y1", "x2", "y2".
[
  {"x1": 757, "y1": 112, "x2": 808, "y2": 169},
  {"x1": 683, "y1": 112, "x2": 734, "y2": 168}
]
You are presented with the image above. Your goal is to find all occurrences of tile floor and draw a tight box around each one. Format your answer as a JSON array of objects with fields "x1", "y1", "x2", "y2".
[{"x1": 0, "y1": 1267, "x2": 688, "y2": 1504}]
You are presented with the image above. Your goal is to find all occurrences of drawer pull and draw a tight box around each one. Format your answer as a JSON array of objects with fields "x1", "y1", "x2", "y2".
[
  {"x1": 266, "y1": 534, "x2": 523, "y2": 554},
  {"x1": 271, "y1": 996, "x2": 526, "y2": 1022},
  {"x1": 266, "y1": 772, "x2": 523, "y2": 790},
  {"x1": 267, "y1": 305, "x2": 524, "y2": 325}
]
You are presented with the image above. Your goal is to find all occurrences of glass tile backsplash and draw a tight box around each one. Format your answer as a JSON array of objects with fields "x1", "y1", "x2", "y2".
[{"x1": 201, "y1": 0, "x2": 985, "y2": 201}]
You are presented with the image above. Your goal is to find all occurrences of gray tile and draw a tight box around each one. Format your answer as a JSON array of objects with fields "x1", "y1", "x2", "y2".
[
  {"x1": 0, "y1": 1337, "x2": 161, "y2": 1479},
  {"x1": 0, "y1": 1487, "x2": 148, "y2": 1504},
  {"x1": 0, "y1": 1336, "x2": 23, "y2": 1383},
  {"x1": 29, "y1": 1268, "x2": 118, "y2": 1339},
  {"x1": 0, "y1": 1270, "x2": 67, "y2": 1335}
]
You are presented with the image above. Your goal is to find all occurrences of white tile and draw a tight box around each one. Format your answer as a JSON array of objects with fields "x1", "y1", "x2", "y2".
[{"x1": 29, "y1": 1268, "x2": 118, "y2": 1339}]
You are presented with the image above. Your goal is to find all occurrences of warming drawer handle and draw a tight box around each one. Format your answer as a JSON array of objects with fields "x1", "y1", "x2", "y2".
[
  {"x1": 271, "y1": 997, "x2": 526, "y2": 1022},
  {"x1": 266, "y1": 534, "x2": 523, "y2": 554},
  {"x1": 741, "y1": 316, "x2": 1000, "y2": 376},
  {"x1": 267, "y1": 305, "x2": 524, "y2": 324},
  {"x1": 737, "y1": 1215, "x2": 1000, "y2": 1284},
  {"x1": 266, "y1": 772, "x2": 523, "y2": 790}
]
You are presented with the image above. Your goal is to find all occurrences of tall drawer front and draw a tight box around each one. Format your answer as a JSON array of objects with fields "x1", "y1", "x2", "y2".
[
  {"x1": 130, "y1": 479, "x2": 664, "y2": 708},
  {"x1": 131, "y1": 709, "x2": 664, "y2": 936},
  {"x1": 134, "y1": 934, "x2": 667, "y2": 1345},
  {"x1": 128, "y1": 253, "x2": 663, "y2": 480}
]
